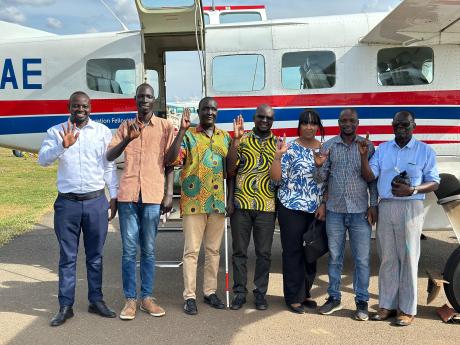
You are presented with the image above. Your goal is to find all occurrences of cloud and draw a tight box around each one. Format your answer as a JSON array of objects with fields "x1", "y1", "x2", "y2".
[
  {"x1": 3, "y1": 0, "x2": 55, "y2": 5},
  {"x1": 111, "y1": 0, "x2": 139, "y2": 24},
  {"x1": 0, "y1": 6, "x2": 26, "y2": 23},
  {"x1": 86, "y1": 27, "x2": 99, "y2": 33},
  {"x1": 46, "y1": 16, "x2": 61, "y2": 28}
]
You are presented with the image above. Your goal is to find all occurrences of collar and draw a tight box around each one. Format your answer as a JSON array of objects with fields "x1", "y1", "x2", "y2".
[
  {"x1": 391, "y1": 137, "x2": 416, "y2": 149},
  {"x1": 136, "y1": 114, "x2": 157, "y2": 127},
  {"x1": 196, "y1": 125, "x2": 222, "y2": 135},
  {"x1": 336, "y1": 134, "x2": 358, "y2": 145},
  {"x1": 72, "y1": 118, "x2": 95, "y2": 130},
  {"x1": 250, "y1": 128, "x2": 274, "y2": 140}
]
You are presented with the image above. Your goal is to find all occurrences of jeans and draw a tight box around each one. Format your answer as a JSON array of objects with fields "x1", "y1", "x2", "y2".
[
  {"x1": 118, "y1": 201, "x2": 161, "y2": 299},
  {"x1": 326, "y1": 210, "x2": 371, "y2": 302}
]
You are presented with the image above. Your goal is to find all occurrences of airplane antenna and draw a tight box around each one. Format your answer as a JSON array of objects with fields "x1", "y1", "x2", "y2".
[{"x1": 99, "y1": 0, "x2": 129, "y2": 31}]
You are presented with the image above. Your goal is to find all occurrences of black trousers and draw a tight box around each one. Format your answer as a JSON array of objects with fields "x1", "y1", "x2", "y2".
[
  {"x1": 230, "y1": 209, "x2": 276, "y2": 296},
  {"x1": 53, "y1": 194, "x2": 109, "y2": 306},
  {"x1": 278, "y1": 203, "x2": 317, "y2": 305}
]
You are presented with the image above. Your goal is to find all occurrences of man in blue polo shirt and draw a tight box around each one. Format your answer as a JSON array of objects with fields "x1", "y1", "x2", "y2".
[{"x1": 359, "y1": 110, "x2": 439, "y2": 326}]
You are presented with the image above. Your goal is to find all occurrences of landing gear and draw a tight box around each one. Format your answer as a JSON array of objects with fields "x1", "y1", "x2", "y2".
[{"x1": 444, "y1": 246, "x2": 460, "y2": 312}]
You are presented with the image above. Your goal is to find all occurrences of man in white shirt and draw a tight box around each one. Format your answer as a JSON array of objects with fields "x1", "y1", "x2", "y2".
[{"x1": 38, "y1": 91, "x2": 118, "y2": 326}]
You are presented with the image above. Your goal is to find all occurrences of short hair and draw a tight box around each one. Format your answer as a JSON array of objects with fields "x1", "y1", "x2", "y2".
[
  {"x1": 394, "y1": 110, "x2": 415, "y2": 121},
  {"x1": 198, "y1": 97, "x2": 217, "y2": 110},
  {"x1": 339, "y1": 108, "x2": 358, "y2": 119},
  {"x1": 69, "y1": 91, "x2": 89, "y2": 101},
  {"x1": 135, "y1": 83, "x2": 154, "y2": 96},
  {"x1": 255, "y1": 104, "x2": 274, "y2": 116},
  {"x1": 298, "y1": 109, "x2": 325, "y2": 140}
]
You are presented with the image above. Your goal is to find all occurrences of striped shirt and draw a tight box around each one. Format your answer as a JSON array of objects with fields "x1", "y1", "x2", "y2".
[{"x1": 314, "y1": 135, "x2": 378, "y2": 213}]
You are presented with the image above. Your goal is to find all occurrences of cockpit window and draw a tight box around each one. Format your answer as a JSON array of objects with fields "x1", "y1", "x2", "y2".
[
  {"x1": 377, "y1": 47, "x2": 433, "y2": 86},
  {"x1": 282, "y1": 51, "x2": 336, "y2": 90}
]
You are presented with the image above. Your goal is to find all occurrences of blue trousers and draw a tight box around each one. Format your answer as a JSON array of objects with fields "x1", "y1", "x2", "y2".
[
  {"x1": 118, "y1": 201, "x2": 160, "y2": 299},
  {"x1": 326, "y1": 210, "x2": 371, "y2": 302},
  {"x1": 53, "y1": 194, "x2": 109, "y2": 306}
]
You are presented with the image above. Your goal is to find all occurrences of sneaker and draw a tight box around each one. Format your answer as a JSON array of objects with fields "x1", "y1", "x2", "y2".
[
  {"x1": 319, "y1": 296, "x2": 342, "y2": 315},
  {"x1": 184, "y1": 298, "x2": 198, "y2": 315},
  {"x1": 140, "y1": 297, "x2": 166, "y2": 317},
  {"x1": 119, "y1": 299, "x2": 137, "y2": 320},
  {"x1": 230, "y1": 294, "x2": 246, "y2": 310},
  {"x1": 355, "y1": 300, "x2": 369, "y2": 321},
  {"x1": 203, "y1": 293, "x2": 225, "y2": 309},
  {"x1": 254, "y1": 293, "x2": 268, "y2": 311}
]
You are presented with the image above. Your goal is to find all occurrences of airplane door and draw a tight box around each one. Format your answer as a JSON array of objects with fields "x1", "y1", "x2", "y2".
[{"x1": 135, "y1": 0, "x2": 205, "y2": 116}]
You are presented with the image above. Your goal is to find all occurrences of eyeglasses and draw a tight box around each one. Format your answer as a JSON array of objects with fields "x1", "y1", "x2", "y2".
[
  {"x1": 392, "y1": 121, "x2": 412, "y2": 128},
  {"x1": 256, "y1": 114, "x2": 274, "y2": 121}
]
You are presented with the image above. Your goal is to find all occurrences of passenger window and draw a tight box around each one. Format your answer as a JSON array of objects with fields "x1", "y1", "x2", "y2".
[
  {"x1": 203, "y1": 13, "x2": 210, "y2": 25},
  {"x1": 282, "y1": 51, "x2": 336, "y2": 90},
  {"x1": 219, "y1": 12, "x2": 262, "y2": 24},
  {"x1": 86, "y1": 59, "x2": 136, "y2": 94},
  {"x1": 212, "y1": 54, "x2": 265, "y2": 92},
  {"x1": 377, "y1": 47, "x2": 433, "y2": 86}
]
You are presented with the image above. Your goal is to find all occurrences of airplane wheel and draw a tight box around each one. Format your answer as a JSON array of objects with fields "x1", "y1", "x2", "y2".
[
  {"x1": 444, "y1": 246, "x2": 460, "y2": 312},
  {"x1": 12, "y1": 149, "x2": 23, "y2": 158}
]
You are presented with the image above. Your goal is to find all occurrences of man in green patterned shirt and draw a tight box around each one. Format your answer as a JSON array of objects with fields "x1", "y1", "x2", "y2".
[
  {"x1": 165, "y1": 97, "x2": 231, "y2": 315},
  {"x1": 226, "y1": 104, "x2": 277, "y2": 311}
]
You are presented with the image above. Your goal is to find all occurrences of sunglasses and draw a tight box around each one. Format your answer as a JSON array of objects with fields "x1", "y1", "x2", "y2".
[
  {"x1": 256, "y1": 114, "x2": 274, "y2": 121},
  {"x1": 392, "y1": 121, "x2": 412, "y2": 128}
]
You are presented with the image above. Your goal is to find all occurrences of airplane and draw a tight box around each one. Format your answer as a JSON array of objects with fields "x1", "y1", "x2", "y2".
[{"x1": 0, "y1": 0, "x2": 459, "y2": 311}]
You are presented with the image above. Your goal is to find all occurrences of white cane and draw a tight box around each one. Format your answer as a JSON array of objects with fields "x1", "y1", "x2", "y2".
[{"x1": 223, "y1": 174, "x2": 230, "y2": 309}]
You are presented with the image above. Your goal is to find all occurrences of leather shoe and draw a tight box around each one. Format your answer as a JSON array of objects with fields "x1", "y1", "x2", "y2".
[
  {"x1": 287, "y1": 303, "x2": 305, "y2": 314},
  {"x1": 50, "y1": 306, "x2": 74, "y2": 327},
  {"x1": 88, "y1": 300, "x2": 116, "y2": 318},
  {"x1": 204, "y1": 293, "x2": 225, "y2": 309},
  {"x1": 230, "y1": 294, "x2": 246, "y2": 310},
  {"x1": 371, "y1": 308, "x2": 397, "y2": 321},
  {"x1": 254, "y1": 293, "x2": 268, "y2": 311},
  {"x1": 393, "y1": 312, "x2": 414, "y2": 326}
]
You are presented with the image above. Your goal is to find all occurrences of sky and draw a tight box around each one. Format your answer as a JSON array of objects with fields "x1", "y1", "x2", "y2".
[{"x1": 0, "y1": 0, "x2": 401, "y2": 101}]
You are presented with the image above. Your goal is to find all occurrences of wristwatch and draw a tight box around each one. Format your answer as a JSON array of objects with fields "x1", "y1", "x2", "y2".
[{"x1": 411, "y1": 186, "x2": 419, "y2": 195}]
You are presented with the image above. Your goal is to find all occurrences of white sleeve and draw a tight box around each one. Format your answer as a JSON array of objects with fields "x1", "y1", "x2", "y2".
[{"x1": 38, "y1": 127, "x2": 66, "y2": 167}]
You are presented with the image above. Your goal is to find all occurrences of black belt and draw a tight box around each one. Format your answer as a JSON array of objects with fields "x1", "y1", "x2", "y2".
[{"x1": 58, "y1": 189, "x2": 105, "y2": 201}]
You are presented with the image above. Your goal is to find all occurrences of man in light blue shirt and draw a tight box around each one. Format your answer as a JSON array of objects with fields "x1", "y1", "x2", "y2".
[
  {"x1": 360, "y1": 110, "x2": 439, "y2": 326},
  {"x1": 39, "y1": 91, "x2": 118, "y2": 326}
]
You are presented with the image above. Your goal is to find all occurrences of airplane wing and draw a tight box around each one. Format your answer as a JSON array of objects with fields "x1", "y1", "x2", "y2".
[{"x1": 361, "y1": 0, "x2": 460, "y2": 45}]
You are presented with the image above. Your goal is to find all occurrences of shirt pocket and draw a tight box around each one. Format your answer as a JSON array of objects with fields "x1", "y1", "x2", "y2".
[{"x1": 406, "y1": 162, "x2": 423, "y2": 186}]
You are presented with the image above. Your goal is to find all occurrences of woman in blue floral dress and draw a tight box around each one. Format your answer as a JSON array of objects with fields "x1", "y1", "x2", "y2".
[{"x1": 270, "y1": 109, "x2": 326, "y2": 314}]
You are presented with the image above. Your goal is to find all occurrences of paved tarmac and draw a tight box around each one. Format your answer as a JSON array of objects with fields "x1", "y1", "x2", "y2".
[{"x1": 1, "y1": 210, "x2": 459, "y2": 345}]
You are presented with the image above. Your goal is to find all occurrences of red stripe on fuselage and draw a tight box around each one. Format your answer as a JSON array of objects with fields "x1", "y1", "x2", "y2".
[
  {"x1": 214, "y1": 90, "x2": 460, "y2": 108},
  {"x1": 0, "y1": 98, "x2": 137, "y2": 117},
  {"x1": 228, "y1": 125, "x2": 459, "y2": 138}
]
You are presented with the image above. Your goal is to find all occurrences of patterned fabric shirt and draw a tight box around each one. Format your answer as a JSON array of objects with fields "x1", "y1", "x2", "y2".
[
  {"x1": 233, "y1": 130, "x2": 277, "y2": 212},
  {"x1": 173, "y1": 126, "x2": 231, "y2": 216},
  {"x1": 278, "y1": 140, "x2": 324, "y2": 213},
  {"x1": 313, "y1": 135, "x2": 378, "y2": 213}
]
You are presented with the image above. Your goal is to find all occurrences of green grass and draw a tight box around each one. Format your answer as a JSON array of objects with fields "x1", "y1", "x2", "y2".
[{"x1": 0, "y1": 148, "x2": 57, "y2": 246}]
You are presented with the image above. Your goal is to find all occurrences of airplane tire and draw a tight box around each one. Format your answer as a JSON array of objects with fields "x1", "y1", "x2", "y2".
[{"x1": 444, "y1": 246, "x2": 460, "y2": 312}]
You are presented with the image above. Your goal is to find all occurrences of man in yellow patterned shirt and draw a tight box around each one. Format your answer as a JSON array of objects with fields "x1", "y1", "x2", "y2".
[
  {"x1": 165, "y1": 97, "x2": 231, "y2": 315},
  {"x1": 226, "y1": 104, "x2": 277, "y2": 311}
]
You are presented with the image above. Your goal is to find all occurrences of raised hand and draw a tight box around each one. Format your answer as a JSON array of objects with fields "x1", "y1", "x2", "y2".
[
  {"x1": 233, "y1": 114, "x2": 245, "y2": 139},
  {"x1": 313, "y1": 143, "x2": 329, "y2": 167},
  {"x1": 358, "y1": 132, "x2": 370, "y2": 157},
  {"x1": 180, "y1": 108, "x2": 191, "y2": 131},
  {"x1": 127, "y1": 120, "x2": 143, "y2": 141},
  {"x1": 275, "y1": 133, "x2": 288, "y2": 157},
  {"x1": 59, "y1": 119, "x2": 80, "y2": 148}
]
